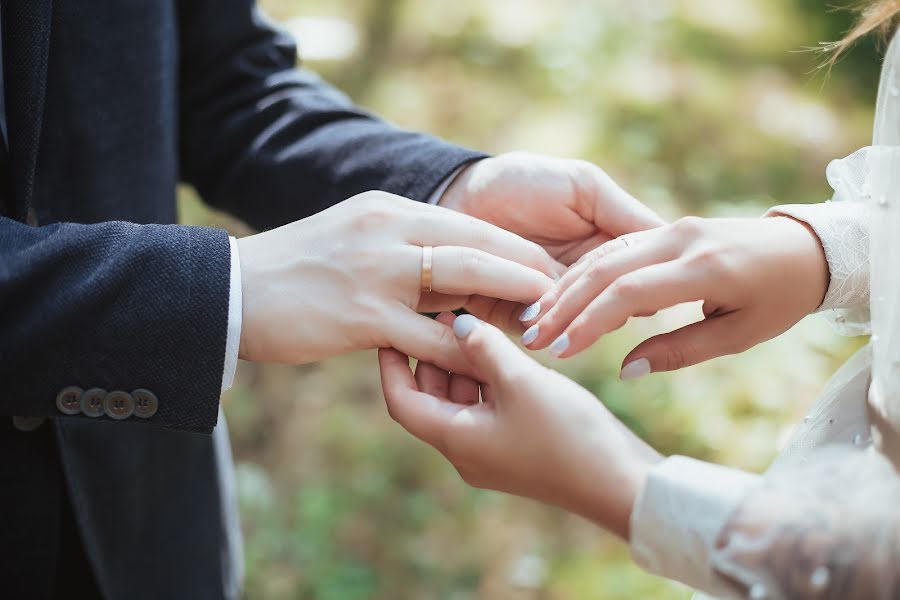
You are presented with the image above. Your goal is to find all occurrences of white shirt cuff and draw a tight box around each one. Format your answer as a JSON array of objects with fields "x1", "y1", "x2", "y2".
[
  {"x1": 222, "y1": 236, "x2": 242, "y2": 392},
  {"x1": 427, "y1": 165, "x2": 468, "y2": 205},
  {"x1": 630, "y1": 455, "x2": 761, "y2": 596}
]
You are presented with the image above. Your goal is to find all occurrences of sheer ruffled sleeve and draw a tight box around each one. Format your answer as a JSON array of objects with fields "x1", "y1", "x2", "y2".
[
  {"x1": 765, "y1": 149, "x2": 872, "y2": 336},
  {"x1": 711, "y1": 446, "x2": 900, "y2": 600},
  {"x1": 631, "y1": 446, "x2": 900, "y2": 600}
]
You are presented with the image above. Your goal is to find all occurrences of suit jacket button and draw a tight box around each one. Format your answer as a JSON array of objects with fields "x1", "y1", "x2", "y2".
[
  {"x1": 104, "y1": 391, "x2": 134, "y2": 420},
  {"x1": 56, "y1": 386, "x2": 83, "y2": 415},
  {"x1": 12, "y1": 416, "x2": 46, "y2": 432},
  {"x1": 132, "y1": 389, "x2": 159, "y2": 418},
  {"x1": 80, "y1": 388, "x2": 107, "y2": 417}
]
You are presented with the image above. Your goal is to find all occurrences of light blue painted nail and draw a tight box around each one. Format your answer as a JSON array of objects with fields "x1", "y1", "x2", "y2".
[
  {"x1": 519, "y1": 301, "x2": 541, "y2": 322},
  {"x1": 521, "y1": 324, "x2": 539, "y2": 345},
  {"x1": 620, "y1": 358, "x2": 651, "y2": 381},
  {"x1": 549, "y1": 333, "x2": 570, "y2": 357},
  {"x1": 453, "y1": 314, "x2": 481, "y2": 338}
]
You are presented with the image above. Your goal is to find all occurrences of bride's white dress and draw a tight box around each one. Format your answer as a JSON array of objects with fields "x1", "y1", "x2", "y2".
[{"x1": 627, "y1": 29, "x2": 900, "y2": 600}]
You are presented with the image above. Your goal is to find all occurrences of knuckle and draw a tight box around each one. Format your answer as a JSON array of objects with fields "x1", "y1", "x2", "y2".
[
  {"x1": 689, "y1": 247, "x2": 724, "y2": 273},
  {"x1": 672, "y1": 215, "x2": 705, "y2": 237},
  {"x1": 535, "y1": 306, "x2": 558, "y2": 329},
  {"x1": 434, "y1": 320, "x2": 457, "y2": 349},
  {"x1": 610, "y1": 274, "x2": 643, "y2": 300},
  {"x1": 589, "y1": 239, "x2": 624, "y2": 263},
  {"x1": 565, "y1": 316, "x2": 600, "y2": 344},
  {"x1": 458, "y1": 250, "x2": 485, "y2": 278},
  {"x1": 349, "y1": 190, "x2": 386, "y2": 208},
  {"x1": 347, "y1": 193, "x2": 400, "y2": 231},
  {"x1": 563, "y1": 321, "x2": 585, "y2": 343},
  {"x1": 656, "y1": 338, "x2": 691, "y2": 371},
  {"x1": 578, "y1": 271, "x2": 610, "y2": 297}
]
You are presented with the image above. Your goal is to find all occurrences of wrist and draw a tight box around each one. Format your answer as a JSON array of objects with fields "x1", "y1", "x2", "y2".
[
  {"x1": 569, "y1": 435, "x2": 655, "y2": 540},
  {"x1": 436, "y1": 159, "x2": 483, "y2": 213},
  {"x1": 775, "y1": 215, "x2": 830, "y2": 312}
]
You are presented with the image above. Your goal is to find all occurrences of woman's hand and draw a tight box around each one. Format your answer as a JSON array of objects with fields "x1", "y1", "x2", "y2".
[
  {"x1": 236, "y1": 191, "x2": 560, "y2": 375},
  {"x1": 519, "y1": 216, "x2": 829, "y2": 377},
  {"x1": 379, "y1": 313, "x2": 660, "y2": 539}
]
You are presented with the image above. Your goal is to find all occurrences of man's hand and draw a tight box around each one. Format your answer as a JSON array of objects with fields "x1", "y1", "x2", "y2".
[
  {"x1": 438, "y1": 152, "x2": 665, "y2": 329},
  {"x1": 237, "y1": 191, "x2": 558, "y2": 375},
  {"x1": 440, "y1": 152, "x2": 664, "y2": 264}
]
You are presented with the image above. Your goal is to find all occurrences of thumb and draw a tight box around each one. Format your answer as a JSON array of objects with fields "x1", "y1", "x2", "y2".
[
  {"x1": 593, "y1": 168, "x2": 666, "y2": 235},
  {"x1": 452, "y1": 314, "x2": 538, "y2": 385},
  {"x1": 619, "y1": 312, "x2": 746, "y2": 379}
]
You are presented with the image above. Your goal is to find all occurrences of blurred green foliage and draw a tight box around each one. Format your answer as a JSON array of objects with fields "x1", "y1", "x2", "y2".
[{"x1": 179, "y1": 1, "x2": 876, "y2": 597}]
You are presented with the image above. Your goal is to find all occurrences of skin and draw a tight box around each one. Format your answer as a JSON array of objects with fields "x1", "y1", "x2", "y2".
[
  {"x1": 235, "y1": 153, "x2": 668, "y2": 537},
  {"x1": 237, "y1": 152, "x2": 665, "y2": 370},
  {"x1": 379, "y1": 313, "x2": 661, "y2": 539},
  {"x1": 237, "y1": 190, "x2": 557, "y2": 375},
  {"x1": 521, "y1": 215, "x2": 829, "y2": 376},
  {"x1": 439, "y1": 152, "x2": 665, "y2": 332}
]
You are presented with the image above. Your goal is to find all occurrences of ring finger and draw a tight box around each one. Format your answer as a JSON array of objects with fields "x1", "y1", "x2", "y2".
[
  {"x1": 519, "y1": 230, "x2": 659, "y2": 325},
  {"x1": 523, "y1": 234, "x2": 677, "y2": 349},
  {"x1": 418, "y1": 246, "x2": 555, "y2": 306}
]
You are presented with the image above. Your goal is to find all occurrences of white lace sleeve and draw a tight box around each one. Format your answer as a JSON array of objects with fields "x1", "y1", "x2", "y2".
[
  {"x1": 711, "y1": 446, "x2": 900, "y2": 600},
  {"x1": 764, "y1": 149, "x2": 873, "y2": 336},
  {"x1": 630, "y1": 447, "x2": 900, "y2": 600}
]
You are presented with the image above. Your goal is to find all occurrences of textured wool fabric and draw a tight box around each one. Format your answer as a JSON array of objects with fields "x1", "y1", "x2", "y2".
[{"x1": 0, "y1": 0, "x2": 485, "y2": 597}]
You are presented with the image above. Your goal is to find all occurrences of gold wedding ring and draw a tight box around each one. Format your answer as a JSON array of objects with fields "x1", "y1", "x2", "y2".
[{"x1": 421, "y1": 246, "x2": 434, "y2": 293}]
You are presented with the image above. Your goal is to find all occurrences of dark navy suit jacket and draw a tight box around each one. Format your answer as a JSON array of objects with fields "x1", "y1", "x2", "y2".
[{"x1": 0, "y1": 1, "x2": 482, "y2": 598}]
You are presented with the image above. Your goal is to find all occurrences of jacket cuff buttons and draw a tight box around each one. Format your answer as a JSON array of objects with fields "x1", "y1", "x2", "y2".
[
  {"x1": 81, "y1": 388, "x2": 106, "y2": 417},
  {"x1": 56, "y1": 386, "x2": 84, "y2": 415},
  {"x1": 104, "y1": 391, "x2": 134, "y2": 420},
  {"x1": 132, "y1": 389, "x2": 159, "y2": 418},
  {"x1": 55, "y1": 387, "x2": 159, "y2": 420}
]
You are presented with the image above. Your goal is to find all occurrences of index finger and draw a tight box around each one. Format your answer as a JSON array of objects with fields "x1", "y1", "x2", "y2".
[
  {"x1": 549, "y1": 260, "x2": 711, "y2": 358},
  {"x1": 378, "y1": 348, "x2": 465, "y2": 449}
]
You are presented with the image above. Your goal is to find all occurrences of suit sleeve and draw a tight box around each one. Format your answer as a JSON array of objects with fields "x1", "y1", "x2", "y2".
[
  {"x1": 177, "y1": 1, "x2": 487, "y2": 231},
  {"x1": 0, "y1": 216, "x2": 230, "y2": 433}
]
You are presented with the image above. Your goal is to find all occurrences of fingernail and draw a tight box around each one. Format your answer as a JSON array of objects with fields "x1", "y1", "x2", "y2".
[
  {"x1": 521, "y1": 324, "x2": 539, "y2": 345},
  {"x1": 519, "y1": 301, "x2": 541, "y2": 322},
  {"x1": 620, "y1": 358, "x2": 651, "y2": 381},
  {"x1": 453, "y1": 314, "x2": 481, "y2": 338},
  {"x1": 549, "y1": 333, "x2": 569, "y2": 357}
]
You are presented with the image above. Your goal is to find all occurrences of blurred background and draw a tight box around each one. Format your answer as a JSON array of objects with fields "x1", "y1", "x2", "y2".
[{"x1": 180, "y1": 1, "x2": 877, "y2": 598}]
